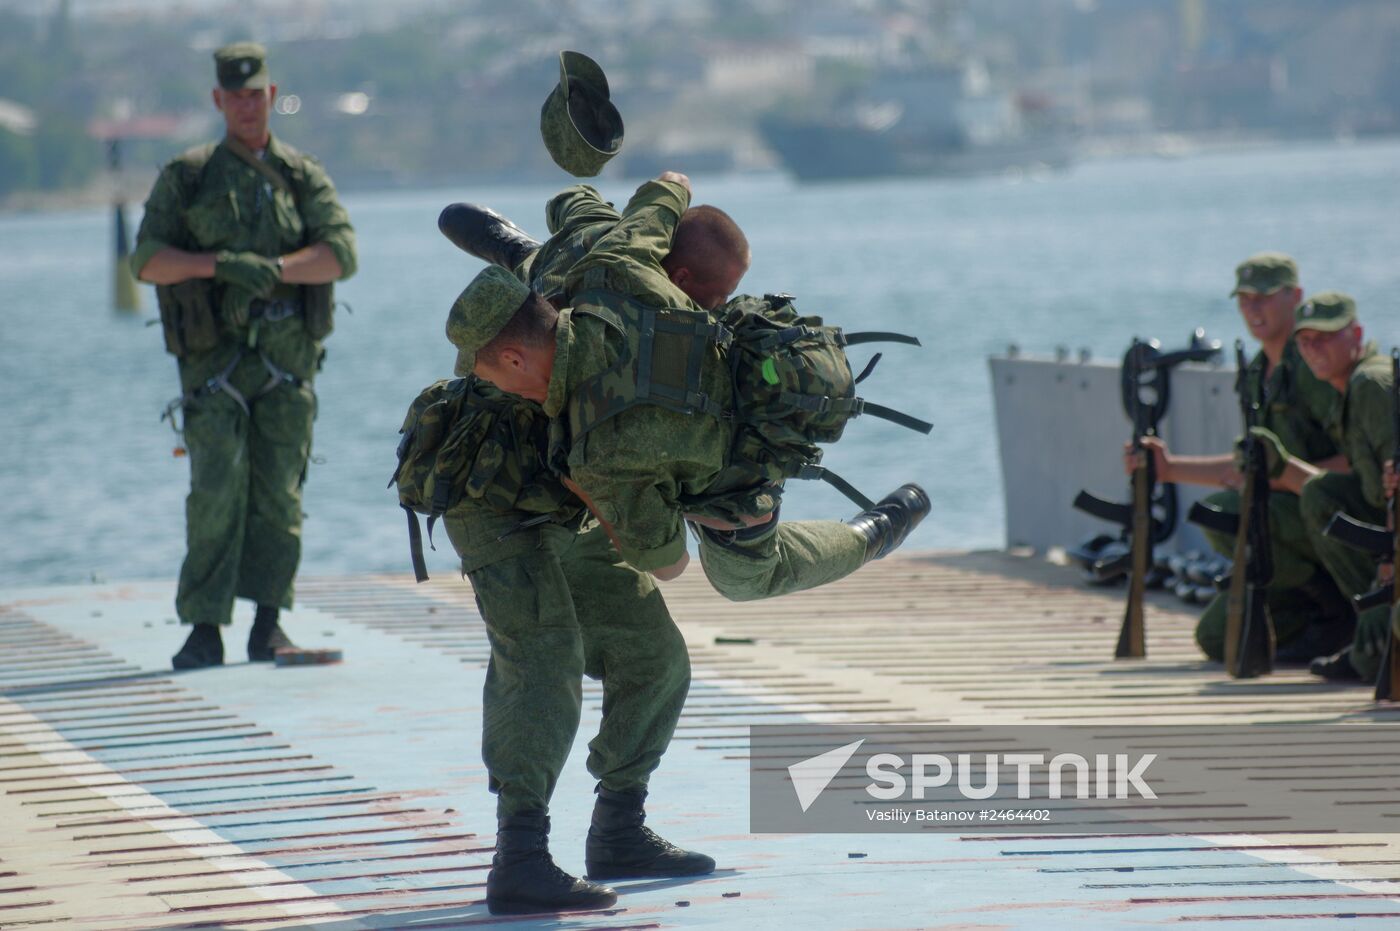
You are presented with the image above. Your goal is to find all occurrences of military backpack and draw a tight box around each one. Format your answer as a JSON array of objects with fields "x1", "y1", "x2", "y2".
[
  {"x1": 390, "y1": 377, "x2": 572, "y2": 581},
  {"x1": 566, "y1": 291, "x2": 932, "y2": 511}
]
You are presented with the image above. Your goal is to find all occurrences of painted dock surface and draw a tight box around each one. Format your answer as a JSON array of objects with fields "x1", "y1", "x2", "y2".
[{"x1": 3, "y1": 550, "x2": 1399, "y2": 930}]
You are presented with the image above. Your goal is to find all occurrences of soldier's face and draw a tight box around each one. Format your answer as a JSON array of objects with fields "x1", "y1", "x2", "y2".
[
  {"x1": 213, "y1": 85, "x2": 276, "y2": 147},
  {"x1": 1236, "y1": 287, "x2": 1299, "y2": 344},
  {"x1": 1295, "y1": 323, "x2": 1363, "y2": 382}
]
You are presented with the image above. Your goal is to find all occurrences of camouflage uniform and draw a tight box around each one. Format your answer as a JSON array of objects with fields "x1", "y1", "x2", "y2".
[
  {"x1": 132, "y1": 136, "x2": 356, "y2": 627},
  {"x1": 1300, "y1": 342, "x2": 1394, "y2": 679},
  {"x1": 443, "y1": 184, "x2": 689, "y2": 818},
  {"x1": 1194, "y1": 338, "x2": 1341, "y2": 660},
  {"x1": 553, "y1": 180, "x2": 870, "y2": 600}
]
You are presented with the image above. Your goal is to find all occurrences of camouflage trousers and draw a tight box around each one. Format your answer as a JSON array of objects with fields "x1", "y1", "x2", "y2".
[
  {"x1": 696, "y1": 517, "x2": 869, "y2": 603},
  {"x1": 1194, "y1": 489, "x2": 1342, "y2": 661},
  {"x1": 1300, "y1": 472, "x2": 1389, "y2": 680},
  {"x1": 444, "y1": 513, "x2": 690, "y2": 820},
  {"x1": 175, "y1": 349, "x2": 315, "y2": 627}
]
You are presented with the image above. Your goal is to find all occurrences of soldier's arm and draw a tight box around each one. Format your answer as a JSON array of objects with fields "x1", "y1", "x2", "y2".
[
  {"x1": 1355, "y1": 378, "x2": 1396, "y2": 509},
  {"x1": 291, "y1": 156, "x2": 357, "y2": 281},
  {"x1": 544, "y1": 184, "x2": 621, "y2": 236},
  {"x1": 131, "y1": 165, "x2": 217, "y2": 284}
]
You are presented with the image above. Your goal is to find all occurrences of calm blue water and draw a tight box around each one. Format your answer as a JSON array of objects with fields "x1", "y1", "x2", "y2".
[{"x1": 2, "y1": 139, "x2": 1398, "y2": 587}]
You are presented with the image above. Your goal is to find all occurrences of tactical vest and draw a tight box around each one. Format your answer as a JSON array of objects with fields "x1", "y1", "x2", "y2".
[
  {"x1": 391, "y1": 378, "x2": 574, "y2": 581},
  {"x1": 565, "y1": 290, "x2": 932, "y2": 511}
]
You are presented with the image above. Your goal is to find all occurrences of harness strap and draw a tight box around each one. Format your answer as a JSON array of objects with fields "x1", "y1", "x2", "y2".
[
  {"x1": 796, "y1": 463, "x2": 876, "y2": 511},
  {"x1": 159, "y1": 349, "x2": 305, "y2": 434},
  {"x1": 404, "y1": 505, "x2": 429, "y2": 583}
]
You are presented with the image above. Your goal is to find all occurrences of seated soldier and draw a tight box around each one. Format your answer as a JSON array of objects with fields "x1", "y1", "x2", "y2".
[
  {"x1": 1254, "y1": 293, "x2": 1396, "y2": 683},
  {"x1": 1124, "y1": 254, "x2": 1349, "y2": 663}
]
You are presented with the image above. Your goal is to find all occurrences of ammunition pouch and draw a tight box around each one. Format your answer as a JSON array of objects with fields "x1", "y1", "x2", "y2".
[
  {"x1": 302, "y1": 283, "x2": 335, "y2": 340},
  {"x1": 155, "y1": 279, "x2": 220, "y2": 357}
]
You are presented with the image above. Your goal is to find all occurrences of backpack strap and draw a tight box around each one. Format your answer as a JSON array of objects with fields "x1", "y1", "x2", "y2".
[
  {"x1": 775, "y1": 393, "x2": 934, "y2": 435},
  {"x1": 796, "y1": 463, "x2": 876, "y2": 510},
  {"x1": 403, "y1": 505, "x2": 429, "y2": 583},
  {"x1": 842, "y1": 330, "x2": 922, "y2": 347}
]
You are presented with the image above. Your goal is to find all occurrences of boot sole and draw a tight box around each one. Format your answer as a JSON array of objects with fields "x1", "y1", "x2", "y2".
[
  {"x1": 487, "y1": 895, "x2": 617, "y2": 915},
  {"x1": 586, "y1": 863, "x2": 716, "y2": 880}
]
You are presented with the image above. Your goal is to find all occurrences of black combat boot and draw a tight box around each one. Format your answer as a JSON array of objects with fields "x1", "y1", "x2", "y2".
[
  {"x1": 585, "y1": 786, "x2": 716, "y2": 881},
  {"x1": 172, "y1": 623, "x2": 224, "y2": 670},
  {"x1": 487, "y1": 810, "x2": 617, "y2": 916},
  {"x1": 247, "y1": 605, "x2": 295, "y2": 662},
  {"x1": 845, "y1": 483, "x2": 931, "y2": 562},
  {"x1": 1309, "y1": 647, "x2": 1363, "y2": 682},
  {"x1": 437, "y1": 203, "x2": 541, "y2": 271}
]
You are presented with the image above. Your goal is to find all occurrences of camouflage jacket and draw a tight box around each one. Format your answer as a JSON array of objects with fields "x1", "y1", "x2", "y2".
[
  {"x1": 447, "y1": 180, "x2": 690, "y2": 564},
  {"x1": 131, "y1": 135, "x2": 357, "y2": 382},
  {"x1": 1246, "y1": 337, "x2": 1339, "y2": 464},
  {"x1": 1326, "y1": 344, "x2": 1395, "y2": 510},
  {"x1": 132, "y1": 134, "x2": 357, "y2": 280}
]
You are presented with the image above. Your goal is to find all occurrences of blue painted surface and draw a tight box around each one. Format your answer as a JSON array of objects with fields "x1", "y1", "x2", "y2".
[{"x1": 3, "y1": 580, "x2": 1392, "y2": 929}]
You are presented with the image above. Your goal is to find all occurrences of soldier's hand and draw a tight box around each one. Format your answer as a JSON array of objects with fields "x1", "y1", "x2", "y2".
[
  {"x1": 1124, "y1": 436, "x2": 1168, "y2": 478},
  {"x1": 657, "y1": 171, "x2": 691, "y2": 193},
  {"x1": 214, "y1": 251, "x2": 281, "y2": 297},
  {"x1": 221, "y1": 284, "x2": 256, "y2": 328},
  {"x1": 1356, "y1": 604, "x2": 1393, "y2": 659},
  {"x1": 1233, "y1": 427, "x2": 1287, "y2": 479},
  {"x1": 1384, "y1": 459, "x2": 1397, "y2": 500}
]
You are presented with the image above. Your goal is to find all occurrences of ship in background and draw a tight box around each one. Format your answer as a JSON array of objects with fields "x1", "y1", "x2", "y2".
[{"x1": 759, "y1": 57, "x2": 1076, "y2": 183}]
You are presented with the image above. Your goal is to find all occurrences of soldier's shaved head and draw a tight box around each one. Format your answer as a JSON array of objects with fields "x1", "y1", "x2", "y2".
[
  {"x1": 476, "y1": 292, "x2": 558, "y2": 366},
  {"x1": 662, "y1": 205, "x2": 750, "y2": 310}
]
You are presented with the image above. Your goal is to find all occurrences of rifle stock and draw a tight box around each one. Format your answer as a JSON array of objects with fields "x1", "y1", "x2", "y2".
[{"x1": 1116, "y1": 460, "x2": 1149, "y2": 658}]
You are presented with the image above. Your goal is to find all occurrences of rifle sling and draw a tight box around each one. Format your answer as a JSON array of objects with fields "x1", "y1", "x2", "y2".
[{"x1": 222, "y1": 137, "x2": 295, "y2": 196}]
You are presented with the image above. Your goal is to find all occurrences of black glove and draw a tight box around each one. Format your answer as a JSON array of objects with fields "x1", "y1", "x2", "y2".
[{"x1": 214, "y1": 251, "x2": 281, "y2": 298}]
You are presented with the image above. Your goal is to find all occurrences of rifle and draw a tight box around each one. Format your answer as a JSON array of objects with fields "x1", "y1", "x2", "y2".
[
  {"x1": 1382, "y1": 348, "x2": 1400, "y2": 701},
  {"x1": 1189, "y1": 340, "x2": 1274, "y2": 677},
  {"x1": 1321, "y1": 348, "x2": 1400, "y2": 700},
  {"x1": 1074, "y1": 331, "x2": 1223, "y2": 658}
]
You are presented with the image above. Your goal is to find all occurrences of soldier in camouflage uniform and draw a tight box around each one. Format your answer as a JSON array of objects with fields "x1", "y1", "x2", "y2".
[
  {"x1": 1126, "y1": 254, "x2": 1349, "y2": 663},
  {"x1": 131, "y1": 43, "x2": 356, "y2": 670},
  {"x1": 1263, "y1": 293, "x2": 1396, "y2": 683},
  {"x1": 431, "y1": 178, "x2": 714, "y2": 916},
  {"x1": 457, "y1": 175, "x2": 928, "y2": 596}
]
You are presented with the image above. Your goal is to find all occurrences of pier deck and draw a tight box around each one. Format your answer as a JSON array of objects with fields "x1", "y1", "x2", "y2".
[{"x1": 2, "y1": 551, "x2": 1398, "y2": 929}]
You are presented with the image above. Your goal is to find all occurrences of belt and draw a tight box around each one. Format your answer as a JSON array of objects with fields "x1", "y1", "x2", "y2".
[{"x1": 249, "y1": 297, "x2": 302, "y2": 322}]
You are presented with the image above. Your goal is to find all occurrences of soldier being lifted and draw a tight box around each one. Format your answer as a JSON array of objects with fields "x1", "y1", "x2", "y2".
[{"x1": 131, "y1": 43, "x2": 357, "y2": 669}]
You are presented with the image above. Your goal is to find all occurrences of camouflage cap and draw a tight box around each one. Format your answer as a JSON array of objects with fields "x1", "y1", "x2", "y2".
[
  {"x1": 539, "y1": 50, "x2": 624, "y2": 178},
  {"x1": 1231, "y1": 252, "x2": 1298, "y2": 297},
  {"x1": 214, "y1": 42, "x2": 270, "y2": 91},
  {"x1": 1294, "y1": 290, "x2": 1357, "y2": 333},
  {"x1": 446, "y1": 266, "x2": 531, "y2": 376}
]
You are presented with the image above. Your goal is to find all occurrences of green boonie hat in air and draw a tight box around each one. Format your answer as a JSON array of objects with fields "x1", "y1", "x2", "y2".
[
  {"x1": 1230, "y1": 252, "x2": 1298, "y2": 297},
  {"x1": 447, "y1": 266, "x2": 532, "y2": 376},
  {"x1": 214, "y1": 42, "x2": 271, "y2": 91},
  {"x1": 540, "y1": 50, "x2": 624, "y2": 178},
  {"x1": 1294, "y1": 290, "x2": 1357, "y2": 333}
]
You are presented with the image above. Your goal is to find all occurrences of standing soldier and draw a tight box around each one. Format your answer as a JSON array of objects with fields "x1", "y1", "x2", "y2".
[{"x1": 131, "y1": 43, "x2": 357, "y2": 670}]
